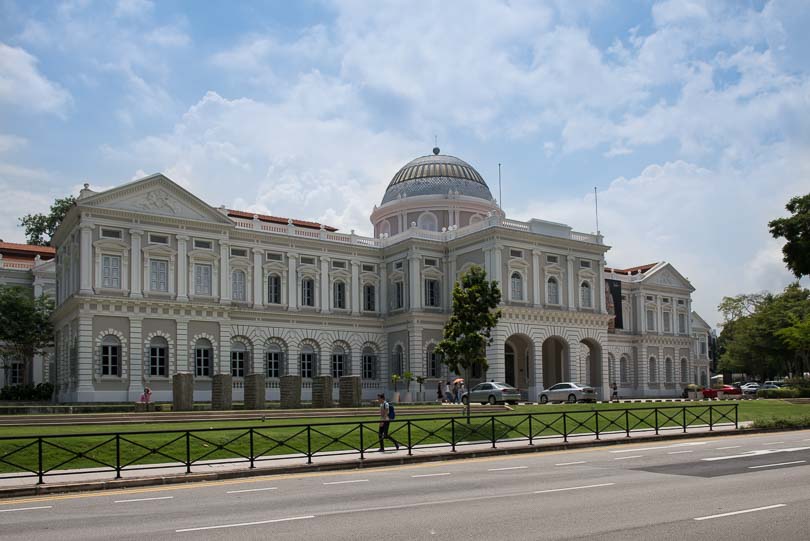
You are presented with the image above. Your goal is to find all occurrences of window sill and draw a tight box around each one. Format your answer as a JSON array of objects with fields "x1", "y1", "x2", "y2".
[
  {"x1": 95, "y1": 288, "x2": 127, "y2": 296},
  {"x1": 99, "y1": 375, "x2": 123, "y2": 381},
  {"x1": 147, "y1": 376, "x2": 170, "y2": 380},
  {"x1": 189, "y1": 294, "x2": 217, "y2": 302},
  {"x1": 145, "y1": 290, "x2": 173, "y2": 298}
]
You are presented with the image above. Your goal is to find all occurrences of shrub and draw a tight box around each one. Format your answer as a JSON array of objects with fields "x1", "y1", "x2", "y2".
[
  {"x1": 756, "y1": 387, "x2": 800, "y2": 399},
  {"x1": 784, "y1": 377, "x2": 810, "y2": 390},
  {"x1": 752, "y1": 416, "x2": 810, "y2": 429},
  {"x1": 0, "y1": 382, "x2": 54, "y2": 401}
]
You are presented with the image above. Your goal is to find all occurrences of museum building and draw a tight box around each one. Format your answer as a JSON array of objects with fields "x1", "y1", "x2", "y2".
[{"x1": 49, "y1": 148, "x2": 712, "y2": 403}]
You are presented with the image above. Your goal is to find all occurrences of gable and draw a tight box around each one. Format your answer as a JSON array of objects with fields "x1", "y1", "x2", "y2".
[
  {"x1": 79, "y1": 174, "x2": 233, "y2": 225},
  {"x1": 641, "y1": 263, "x2": 694, "y2": 291}
]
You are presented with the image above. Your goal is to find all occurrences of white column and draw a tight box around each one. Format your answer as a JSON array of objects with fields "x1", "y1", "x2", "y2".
[
  {"x1": 176, "y1": 235, "x2": 188, "y2": 301},
  {"x1": 287, "y1": 254, "x2": 298, "y2": 311},
  {"x1": 409, "y1": 252, "x2": 421, "y2": 311},
  {"x1": 79, "y1": 223, "x2": 94, "y2": 295},
  {"x1": 657, "y1": 295, "x2": 663, "y2": 335},
  {"x1": 219, "y1": 242, "x2": 231, "y2": 304},
  {"x1": 351, "y1": 261, "x2": 360, "y2": 315},
  {"x1": 566, "y1": 256, "x2": 576, "y2": 309},
  {"x1": 380, "y1": 264, "x2": 388, "y2": 315},
  {"x1": 493, "y1": 244, "x2": 503, "y2": 287},
  {"x1": 252, "y1": 248, "x2": 264, "y2": 309},
  {"x1": 598, "y1": 259, "x2": 607, "y2": 313},
  {"x1": 320, "y1": 256, "x2": 330, "y2": 313},
  {"x1": 531, "y1": 250, "x2": 541, "y2": 306},
  {"x1": 446, "y1": 256, "x2": 456, "y2": 312}
]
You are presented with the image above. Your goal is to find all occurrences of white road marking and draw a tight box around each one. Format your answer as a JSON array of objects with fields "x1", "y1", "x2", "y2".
[
  {"x1": 176, "y1": 515, "x2": 315, "y2": 532},
  {"x1": 555, "y1": 461, "x2": 587, "y2": 466},
  {"x1": 226, "y1": 487, "x2": 278, "y2": 494},
  {"x1": 614, "y1": 455, "x2": 643, "y2": 460},
  {"x1": 610, "y1": 442, "x2": 706, "y2": 454},
  {"x1": 114, "y1": 496, "x2": 173, "y2": 504},
  {"x1": 694, "y1": 504, "x2": 786, "y2": 521},
  {"x1": 323, "y1": 479, "x2": 369, "y2": 485},
  {"x1": 703, "y1": 446, "x2": 810, "y2": 462},
  {"x1": 0, "y1": 506, "x2": 52, "y2": 513},
  {"x1": 487, "y1": 466, "x2": 528, "y2": 471},
  {"x1": 748, "y1": 460, "x2": 806, "y2": 470},
  {"x1": 668, "y1": 450, "x2": 694, "y2": 455},
  {"x1": 715, "y1": 446, "x2": 740, "y2": 450},
  {"x1": 534, "y1": 483, "x2": 615, "y2": 494},
  {"x1": 762, "y1": 441, "x2": 785, "y2": 445},
  {"x1": 411, "y1": 473, "x2": 451, "y2": 478}
]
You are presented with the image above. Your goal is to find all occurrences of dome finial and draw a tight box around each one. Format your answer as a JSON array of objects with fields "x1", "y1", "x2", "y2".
[
  {"x1": 433, "y1": 134, "x2": 440, "y2": 155},
  {"x1": 432, "y1": 146, "x2": 440, "y2": 155}
]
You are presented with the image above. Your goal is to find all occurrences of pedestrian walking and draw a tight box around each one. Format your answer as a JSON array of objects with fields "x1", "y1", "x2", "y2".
[
  {"x1": 611, "y1": 382, "x2": 619, "y2": 402},
  {"x1": 444, "y1": 381, "x2": 453, "y2": 403},
  {"x1": 452, "y1": 382, "x2": 459, "y2": 403},
  {"x1": 437, "y1": 381, "x2": 443, "y2": 403},
  {"x1": 377, "y1": 393, "x2": 400, "y2": 452}
]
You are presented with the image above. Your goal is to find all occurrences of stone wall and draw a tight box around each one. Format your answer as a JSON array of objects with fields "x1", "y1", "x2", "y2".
[
  {"x1": 212, "y1": 374, "x2": 232, "y2": 410},
  {"x1": 244, "y1": 373, "x2": 265, "y2": 410},
  {"x1": 311, "y1": 375, "x2": 333, "y2": 408},
  {"x1": 280, "y1": 375, "x2": 302, "y2": 409},
  {"x1": 338, "y1": 375, "x2": 362, "y2": 407},
  {"x1": 172, "y1": 372, "x2": 193, "y2": 411}
]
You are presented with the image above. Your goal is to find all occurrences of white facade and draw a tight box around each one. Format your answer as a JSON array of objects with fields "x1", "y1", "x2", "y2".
[{"x1": 49, "y1": 151, "x2": 711, "y2": 403}]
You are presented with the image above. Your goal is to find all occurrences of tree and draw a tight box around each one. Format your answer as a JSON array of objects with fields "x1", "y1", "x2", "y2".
[
  {"x1": 0, "y1": 286, "x2": 55, "y2": 388},
  {"x1": 769, "y1": 193, "x2": 810, "y2": 278},
  {"x1": 19, "y1": 195, "x2": 76, "y2": 246},
  {"x1": 435, "y1": 265, "x2": 502, "y2": 420}
]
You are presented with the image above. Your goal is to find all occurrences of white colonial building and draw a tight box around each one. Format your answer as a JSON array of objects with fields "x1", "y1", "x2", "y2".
[{"x1": 49, "y1": 148, "x2": 710, "y2": 403}]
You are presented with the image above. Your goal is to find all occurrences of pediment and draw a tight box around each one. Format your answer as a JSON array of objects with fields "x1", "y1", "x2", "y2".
[
  {"x1": 642, "y1": 263, "x2": 694, "y2": 291},
  {"x1": 79, "y1": 174, "x2": 233, "y2": 225}
]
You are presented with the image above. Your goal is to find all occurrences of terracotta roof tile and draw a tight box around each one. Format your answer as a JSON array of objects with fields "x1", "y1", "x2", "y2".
[
  {"x1": 226, "y1": 210, "x2": 338, "y2": 232},
  {"x1": 605, "y1": 262, "x2": 658, "y2": 275},
  {"x1": 0, "y1": 242, "x2": 56, "y2": 258}
]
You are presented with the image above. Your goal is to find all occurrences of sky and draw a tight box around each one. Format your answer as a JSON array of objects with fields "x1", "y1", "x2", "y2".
[{"x1": 0, "y1": 0, "x2": 808, "y2": 327}]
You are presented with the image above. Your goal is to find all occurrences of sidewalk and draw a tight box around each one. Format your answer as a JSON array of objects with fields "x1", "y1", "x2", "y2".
[{"x1": 0, "y1": 422, "x2": 749, "y2": 498}]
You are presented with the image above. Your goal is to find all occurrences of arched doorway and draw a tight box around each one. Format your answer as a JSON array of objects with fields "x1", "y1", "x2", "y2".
[
  {"x1": 579, "y1": 338, "x2": 603, "y2": 391},
  {"x1": 541, "y1": 336, "x2": 568, "y2": 388},
  {"x1": 504, "y1": 334, "x2": 532, "y2": 390}
]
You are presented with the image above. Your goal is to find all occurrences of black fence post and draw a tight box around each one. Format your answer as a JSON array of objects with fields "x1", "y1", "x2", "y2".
[
  {"x1": 249, "y1": 428, "x2": 255, "y2": 469},
  {"x1": 359, "y1": 422, "x2": 365, "y2": 461},
  {"x1": 563, "y1": 413, "x2": 568, "y2": 443},
  {"x1": 407, "y1": 421, "x2": 413, "y2": 456},
  {"x1": 709, "y1": 405, "x2": 714, "y2": 431},
  {"x1": 115, "y1": 434, "x2": 121, "y2": 479},
  {"x1": 185, "y1": 431, "x2": 191, "y2": 474},
  {"x1": 451, "y1": 418, "x2": 456, "y2": 452},
  {"x1": 37, "y1": 437, "x2": 43, "y2": 485},
  {"x1": 491, "y1": 416, "x2": 496, "y2": 449},
  {"x1": 306, "y1": 425, "x2": 313, "y2": 464},
  {"x1": 734, "y1": 404, "x2": 739, "y2": 429},
  {"x1": 528, "y1": 414, "x2": 534, "y2": 446},
  {"x1": 682, "y1": 407, "x2": 687, "y2": 433},
  {"x1": 625, "y1": 409, "x2": 630, "y2": 438},
  {"x1": 654, "y1": 408, "x2": 660, "y2": 435}
]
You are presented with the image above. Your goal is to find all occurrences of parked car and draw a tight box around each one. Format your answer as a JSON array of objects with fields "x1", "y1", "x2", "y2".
[
  {"x1": 539, "y1": 382, "x2": 597, "y2": 404},
  {"x1": 763, "y1": 380, "x2": 784, "y2": 387},
  {"x1": 740, "y1": 382, "x2": 760, "y2": 395},
  {"x1": 461, "y1": 382, "x2": 522, "y2": 405},
  {"x1": 702, "y1": 385, "x2": 742, "y2": 399},
  {"x1": 759, "y1": 383, "x2": 781, "y2": 391}
]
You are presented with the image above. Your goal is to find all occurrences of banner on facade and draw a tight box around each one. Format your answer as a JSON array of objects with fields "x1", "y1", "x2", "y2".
[{"x1": 606, "y1": 279, "x2": 623, "y2": 330}]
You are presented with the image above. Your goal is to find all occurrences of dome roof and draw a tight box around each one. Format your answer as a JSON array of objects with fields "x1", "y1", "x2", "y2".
[{"x1": 381, "y1": 149, "x2": 493, "y2": 205}]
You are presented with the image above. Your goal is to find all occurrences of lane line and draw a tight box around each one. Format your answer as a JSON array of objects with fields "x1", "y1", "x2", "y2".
[
  {"x1": 614, "y1": 455, "x2": 643, "y2": 461},
  {"x1": 715, "y1": 446, "x2": 740, "y2": 450},
  {"x1": 555, "y1": 461, "x2": 587, "y2": 466},
  {"x1": 0, "y1": 506, "x2": 52, "y2": 513},
  {"x1": 748, "y1": 460, "x2": 806, "y2": 470},
  {"x1": 114, "y1": 496, "x2": 174, "y2": 504},
  {"x1": 534, "y1": 483, "x2": 615, "y2": 494},
  {"x1": 176, "y1": 515, "x2": 314, "y2": 533},
  {"x1": 411, "y1": 473, "x2": 451, "y2": 478},
  {"x1": 610, "y1": 442, "x2": 706, "y2": 454},
  {"x1": 762, "y1": 441, "x2": 785, "y2": 445},
  {"x1": 703, "y1": 446, "x2": 810, "y2": 461},
  {"x1": 668, "y1": 450, "x2": 693, "y2": 455},
  {"x1": 323, "y1": 479, "x2": 369, "y2": 485},
  {"x1": 694, "y1": 504, "x2": 786, "y2": 521},
  {"x1": 226, "y1": 487, "x2": 278, "y2": 494},
  {"x1": 487, "y1": 466, "x2": 528, "y2": 471}
]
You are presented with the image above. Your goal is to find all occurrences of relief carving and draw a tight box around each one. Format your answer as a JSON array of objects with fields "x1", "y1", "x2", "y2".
[{"x1": 138, "y1": 190, "x2": 178, "y2": 214}]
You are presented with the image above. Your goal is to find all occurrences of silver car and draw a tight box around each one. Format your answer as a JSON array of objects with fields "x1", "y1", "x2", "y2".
[
  {"x1": 539, "y1": 382, "x2": 597, "y2": 404},
  {"x1": 461, "y1": 382, "x2": 522, "y2": 405}
]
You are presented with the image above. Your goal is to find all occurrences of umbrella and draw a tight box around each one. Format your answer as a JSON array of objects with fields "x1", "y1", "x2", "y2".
[{"x1": 452, "y1": 377, "x2": 464, "y2": 384}]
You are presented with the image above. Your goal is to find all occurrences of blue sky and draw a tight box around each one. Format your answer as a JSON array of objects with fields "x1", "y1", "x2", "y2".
[{"x1": 1, "y1": 0, "x2": 808, "y2": 326}]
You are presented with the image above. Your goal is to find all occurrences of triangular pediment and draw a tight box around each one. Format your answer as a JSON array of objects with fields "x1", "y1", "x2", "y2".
[
  {"x1": 79, "y1": 174, "x2": 233, "y2": 225},
  {"x1": 640, "y1": 262, "x2": 695, "y2": 291}
]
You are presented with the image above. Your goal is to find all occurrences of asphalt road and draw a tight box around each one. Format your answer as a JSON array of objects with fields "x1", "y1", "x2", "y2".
[{"x1": 2, "y1": 429, "x2": 809, "y2": 540}]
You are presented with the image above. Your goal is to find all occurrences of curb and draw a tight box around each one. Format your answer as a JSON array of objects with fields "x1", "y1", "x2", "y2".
[{"x1": 2, "y1": 425, "x2": 808, "y2": 499}]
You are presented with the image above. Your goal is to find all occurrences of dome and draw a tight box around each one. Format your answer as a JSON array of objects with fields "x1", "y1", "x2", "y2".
[{"x1": 381, "y1": 149, "x2": 493, "y2": 205}]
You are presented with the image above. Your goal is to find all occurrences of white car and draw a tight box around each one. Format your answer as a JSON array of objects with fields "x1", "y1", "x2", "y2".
[
  {"x1": 740, "y1": 382, "x2": 760, "y2": 394},
  {"x1": 539, "y1": 382, "x2": 597, "y2": 404}
]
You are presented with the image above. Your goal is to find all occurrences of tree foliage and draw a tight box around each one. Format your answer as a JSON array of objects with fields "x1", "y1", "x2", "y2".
[
  {"x1": 18, "y1": 195, "x2": 75, "y2": 246},
  {"x1": 0, "y1": 286, "x2": 55, "y2": 371},
  {"x1": 435, "y1": 265, "x2": 502, "y2": 377},
  {"x1": 768, "y1": 193, "x2": 810, "y2": 278},
  {"x1": 717, "y1": 283, "x2": 810, "y2": 379}
]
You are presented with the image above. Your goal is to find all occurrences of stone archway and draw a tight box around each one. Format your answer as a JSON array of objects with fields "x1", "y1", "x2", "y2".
[
  {"x1": 579, "y1": 338, "x2": 603, "y2": 390},
  {"x1": 504, "y1": 334, "x2": 533, "y2": 391},
  {"x1": 541, "y1": 336, "x2": 569, "y2": 388}
]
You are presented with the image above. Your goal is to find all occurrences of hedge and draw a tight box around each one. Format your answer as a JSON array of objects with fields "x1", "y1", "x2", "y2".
[{"x1": 0, "y1": 382, "x2": 54, "y2": 401}]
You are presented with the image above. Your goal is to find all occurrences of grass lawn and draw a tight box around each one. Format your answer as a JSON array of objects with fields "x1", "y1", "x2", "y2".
[{"x1": 0, "y1": 400, "x2": 806, "y2": 476}]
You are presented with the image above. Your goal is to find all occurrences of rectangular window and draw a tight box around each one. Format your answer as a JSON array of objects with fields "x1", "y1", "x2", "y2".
[
  {"x1": 150, "y1": 347, "x2": 167, "y2": 376},
  {"x1": 149, "y1": 233, "x2": 169, "y2": 245},
  {"x1": 333, "y1": 281, "x2": 346, "y2": 309},
  {"x1": 362, "y1": 353, "x2": 376, "y2": 379},
  {"x1": 663, "y1": 297, "x2": 670, "y2": 303},
  {"x1": 363, "y1": 284, "x2": 375, "y2": 311},
  {"x1": 100, "y1": 228, "x2": 122, "y2": 239},
  {"x1": 300, "y1": 256, "x2": 315, "y2": 265},
  {"x1": 646, "y1": 295, "x2": 654, "y2": 301},
  {"x1": 267, "y1": 351, "x2": 282, "y2": 378},
  {"x1": 301, "y1": 353, "x2": 314, "y2": 378},
  {"x1": 424, "y1": 258, "x2": 438, "y2": 267},
  {"x1": 546, "y1": 255, "x2": 558, "y2": 264},
  {"x1": 231, "y1": 351, "x2": 245, "y2": 378},
  {"x1": 510, "y1": 249, "x2": 523, "y2": 259},
  {"x1": 150, "y1": 260, "x2": 168, "y2": 292},
  {"x1": 101, "y1": 255, "x2": 121, "y2": 289},
  {"x1": 362, "y1": 264, "x2": 375, "y2": 272},
  {"x1": 331, "y1": 260, "x2": 346, "y2": 269},
  {"x1": 646, "y1": 309, "x2": 655, "y2": 331},
  {"x1": 424, "y1": 279, "x2": 440, "y2": 307},
  {"x1": 302, "y1": 279, "x2": 315, "y2": 307},
  {"x1": 395, "y1": 281, "x2": 404, "y2": 309},
  {"x1": 232, "y1": 271, "x2": 246, "y2": 301},
  {"x1": 580, "y1": 260, "x2": 591, "y2": 268},
  {"x1": 267, "y1": 275, "x2": 282, "y2": 304},
  {"x1": 194, "y1": 264, "x2": 212, "y2": 295},
  {"x1": 678, "y1": 299, "x2": 685, "y2": 305},
  {"x1": 663, "y1": 311, "x2": 672, "y2": 333},
  {"x1": 266, "y1": 252, "x2": 283, "y2": 262},
  {"x1": 101, "y1": 345, "x2": 119, "y2": 376},
  {"x1": 230, "y1": 247, "x2": 248, "y2": 258},
  {"x1": 194, "y1": 239, "x2": 213, "y2": 250},
  {"x1": 700, "y1": 341, "x2": 707, "y2": 355},
  {"x1": 195, "y1": 348, "x2": 211, "y2": 377},
  {"x1": 9, "y1": 362, "x2": 24, "y2": 385},
  {"x1": 678, "y1": 313, "x2": 686, "y2": 334},
  {"x1": 331, "y1": 353, "x2": 344, "y2": 378},
  {"x1": 394, "y1": 261, "x2": 403, "y2": 270}
]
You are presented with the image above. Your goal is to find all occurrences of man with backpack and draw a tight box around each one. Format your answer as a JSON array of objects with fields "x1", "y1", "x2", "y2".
[{"x1": 377, "y1": 393, "x2": 400, "y2": 452}]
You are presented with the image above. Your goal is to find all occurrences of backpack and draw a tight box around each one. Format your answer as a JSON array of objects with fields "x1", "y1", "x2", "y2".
[{"x1": 387, "y1": 402, "x2": 395, "y2": 420}]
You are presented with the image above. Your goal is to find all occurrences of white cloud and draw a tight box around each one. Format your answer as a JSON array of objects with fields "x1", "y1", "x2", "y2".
[
  {"x1": 114, "y1": 0, "x2": 153, "y2": 19},
  {"x1": 0, "y1": 43, "x2": 71, "y2": 115},
  {"x1": 0, "y1": 134, "x2": 27, "y2": 153},
  {"x1": 144, "y1": 24, "x2": 191, "y2": 48}
]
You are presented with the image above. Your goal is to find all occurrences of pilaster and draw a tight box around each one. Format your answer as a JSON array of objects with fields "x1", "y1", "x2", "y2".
[
  {"x1": 252, "y1": 248, "x2": 264, "y2": 309},
  {"x1": 176, "y1": 235, "x2": 188, "y2": 301},
  {"x1": 566, "y1": 256, "x2": 575, "y2": 310},
  {"x1": 219, "y1": 241, "x2": 231, "y2": 305},
  {"x1": 320, "y1": 256, "x2": 330, "y2": 313},
  {"x1": 287, "y1": 254, "x2": 298, "y2": 311},
  {"x1": 79, "y1": 223, "x2": 94, "y2": 295},
  {"x1": 408, "y1": 251, "x2": 421, "y2": 311},
  {"x1": 128, "y1": 317, "x2": 143, "y2": 401},
  {"x1": 351, "y1": 261, "x2": 360, "y2": 315},
  {"x1": 531, "y1": 250, "x2": 541, "y2": 306}
]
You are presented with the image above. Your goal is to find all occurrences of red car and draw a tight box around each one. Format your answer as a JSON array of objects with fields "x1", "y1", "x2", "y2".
[{"x1": 702, "y1": 385, "x2": 742, "y2": 399}]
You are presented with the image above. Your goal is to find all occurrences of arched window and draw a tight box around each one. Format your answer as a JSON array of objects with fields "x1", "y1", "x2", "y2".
[
  {"x1": 648, "y1": 357, "x2": 657, "y2": 383},
  {"x1": 267, "y1": 274, "x2": 282, "y2": 304},
  {"x1": 300, "y1": 344, "x2": 316, "y2": 378},
  {"x1": 620, "y1": 357, "x2": 629, "y2": 384},
  {"x1": 380, "y1": 220, "x2": 391, "y2": 238},
  {"x1": 194, "y1": 338, "x2": 212, "y2": 377},
  {"x1": 511, "y1": 272, "x2": 523, "y2": 301},
  {"x1": 301, "y1": 278, "x2": 315, "y2": 307},
  {"x1": 363, "y1": 283, "x2": 376, "y2": 312},
  {"x1": 362, "y1": 346, "x2": 377, "y2": 379},
  {"x1": 231, "y1": 341, "x2": 247, "y2": 378},
  {"x1": 266, "y1": 343, "x2": 284, "y2": 378},
  {"x1": 149, "y1": 336, "x2": 168, "y2": 377},
  {"x1": 469, "y1": 214, "x2": 483, "y2": 225},
  {"x1": 427, "y1": 344, "x2": 443, "y2": 378},
  {"x1": 331, "y1": 345, "x2": 346, "y2": 378},
  {"x1": 101, "y1": 335, "x2": 120, "y2": 377},
  {"x1": 333, "y1": 280, "x2": 346, "y2": 310},
  {"x1": 580, "y1": 281, "x2": 592, "y2": 308},
  {"x1": 680, "y1": 358, "x2": 688, "y2": 383},
  {"x1": 547, "y1": 277, "x2": 559, "y2": 305},
  {"x1": 392, "y1": 344, "x2": 404, "y2": 376},
  {"x1": 665, "y1": 358, "x2": 673, "y2": 383},
  {"x1": 232, "y1": 270, "x2": 246, "y2": 302},
  {"x1": 417, "y1": 212, "x2": 438, "y2": 231}
]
